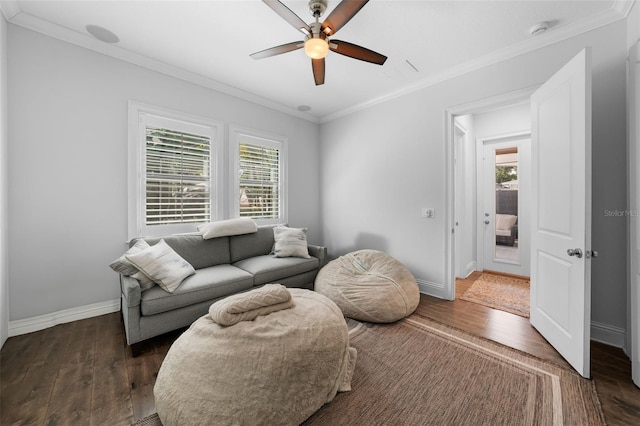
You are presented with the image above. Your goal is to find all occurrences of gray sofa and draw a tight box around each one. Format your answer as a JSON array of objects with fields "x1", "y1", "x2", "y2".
[{"x1": 119, "y1": 225, "x2": 327, "y2": 354}]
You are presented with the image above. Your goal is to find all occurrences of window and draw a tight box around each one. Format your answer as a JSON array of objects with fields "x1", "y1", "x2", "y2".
[
  {"x1": 129, "y1": 102, "x2": 222, "y2": 238},
  {"x1": 230, "y1": 126, "x2": 287, "y2": 225}
]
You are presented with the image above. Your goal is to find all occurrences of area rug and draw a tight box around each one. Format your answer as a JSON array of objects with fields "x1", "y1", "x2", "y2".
[
  {"x1": 460, "y1": 272, "x2": 530, "y2": 317},
  {"x1": 132, "y1": 315, "x2": 604, "y2": 426}
]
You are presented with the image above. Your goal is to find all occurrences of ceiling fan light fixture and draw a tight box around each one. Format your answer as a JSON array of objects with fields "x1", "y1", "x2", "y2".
[{"x1": 304, "y1": 37, "x2": 329, "y2": 59}]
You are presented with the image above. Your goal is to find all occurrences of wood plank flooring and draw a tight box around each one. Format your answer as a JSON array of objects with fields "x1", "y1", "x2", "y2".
[{"x1": 1, "y1": 274, "x2": 639, "y2": 425}]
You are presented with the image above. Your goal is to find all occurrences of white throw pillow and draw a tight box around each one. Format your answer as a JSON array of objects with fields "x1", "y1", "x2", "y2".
[
  {"x1": 109, "y1": 239, "x2": 151, "y2": 276},
  {"x1": 132, "y1": 271, "x2": 156, "y2": 292},
  {"x1": 495, "y1": 214, "x2": 518, "y2": 231},
  {"x1": 197, "y1": 218, "x2": 258, "y2": 240},
  {"x1": 273, "y1": 226, "x2": 310, "y2": 259},
  {"x1": 125, "y1": 240, "x2": 195, "y2": 293}
]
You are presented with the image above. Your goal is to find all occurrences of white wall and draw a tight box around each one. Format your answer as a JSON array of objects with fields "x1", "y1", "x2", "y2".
[
  {"x1": 7, "y1": 25, "x2": 321, "y2": 324},
  {"x1": 0, "y1": 14, "x2": 8, "y2": 347},
  {"x1": 473, "y1": 103, "x2": 531, "y2": 139},
  {"x1": 321, "y1": 20, "x2": 629, "y2": 335}
]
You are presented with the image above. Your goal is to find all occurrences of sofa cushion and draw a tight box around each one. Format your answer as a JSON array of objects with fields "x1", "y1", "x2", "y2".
[
  {"x1": 233, "y1": 255, "x2": 319, "y2": 286},
  {"x1": 134, "y1": 234, "x2": 231, "y2": 269},
  {"x1": 141, "y1": 265, "x2": 254, "y2": 316},
  {"x1": 229, "y1": 225, "x2": 276, "y2": 263}
]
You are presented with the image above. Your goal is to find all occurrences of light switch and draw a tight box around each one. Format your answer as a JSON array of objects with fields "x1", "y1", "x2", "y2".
[{"x1": 421, "y1": 208, "x2": 435, "y2": 218}]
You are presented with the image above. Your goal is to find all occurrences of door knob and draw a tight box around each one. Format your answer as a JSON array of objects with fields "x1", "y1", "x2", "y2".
[{"x1": 567, "y1": 248, "x2": 583, "y2": 258}]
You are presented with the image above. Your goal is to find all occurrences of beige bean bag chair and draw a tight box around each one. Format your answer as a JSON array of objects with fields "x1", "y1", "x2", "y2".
[
  {"x1": 154, "y1": 285, "x2": 357, "y2": 426},
  {"x1": 315, "y1": 249, "x2": 420, "y2": 323}
]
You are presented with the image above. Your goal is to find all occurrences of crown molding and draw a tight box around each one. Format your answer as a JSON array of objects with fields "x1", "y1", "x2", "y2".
[
  {"x1": 320, "y1": 1, "x2": 632, "y2": 123},
  {"x1": 0, "y1": 0, "x2": 20, "y2": 21},
  {"x1": 3, "y1": 4, "x2": 321, "y2": 124},
  {"x1": 613, "y1": 0, "x2": 636, "y2": 17}
]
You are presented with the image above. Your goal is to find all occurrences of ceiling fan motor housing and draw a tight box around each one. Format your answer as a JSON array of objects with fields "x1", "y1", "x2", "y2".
[{"x1": 308, "y1": 0, "x2": 328, "y2": 18}]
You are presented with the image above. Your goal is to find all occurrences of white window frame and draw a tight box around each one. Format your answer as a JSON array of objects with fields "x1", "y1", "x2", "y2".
[
  {"x1": 128, "y1": 101, "x2": 223, "y2": 239},
  {"x1": 229, "y1": 125, "x2": 288, "y2": 226}
]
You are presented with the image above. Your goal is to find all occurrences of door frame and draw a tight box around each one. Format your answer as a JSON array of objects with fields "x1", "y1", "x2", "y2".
[{"x1": 444, "y1": 86, "x2": 538, "y2": 300}]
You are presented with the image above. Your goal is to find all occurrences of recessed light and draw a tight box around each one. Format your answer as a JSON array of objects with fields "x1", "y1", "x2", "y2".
[
  {"x1": 86, "y1": 25, "x2": 119, "y2": 44},
  {"x1": 529, "y1": 21, "x2": 550, "y2": 37},
  {"x1": 297, "y1": 105, "x2": 312, "y2": 112}
]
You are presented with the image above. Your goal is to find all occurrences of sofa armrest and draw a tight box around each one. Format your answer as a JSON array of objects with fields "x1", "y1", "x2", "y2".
[
  {"x1": 120, "y1": 275, "x2": 142, "y2": 308},
  {"x1": 308, "y1": 245, "x2": 328, "y2": 267}
]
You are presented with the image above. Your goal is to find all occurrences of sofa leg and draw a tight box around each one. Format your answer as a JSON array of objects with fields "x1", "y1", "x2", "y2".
[{"x1": 130, "y1": 343, "x2": 143, "y2": 358}]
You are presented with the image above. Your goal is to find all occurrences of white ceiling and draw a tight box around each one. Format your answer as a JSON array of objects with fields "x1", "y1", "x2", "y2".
[{"x1": 1, "y1": 0, "x2": 633, "y2": 122}]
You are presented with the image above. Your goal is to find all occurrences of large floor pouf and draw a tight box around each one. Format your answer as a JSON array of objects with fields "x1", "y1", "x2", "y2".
[
  {"x1": 154, "y1": 288, "x2": 356, "y2": 426},
  {"x1": 315, "y1": 249, "x2": 420, "y2": 323}
]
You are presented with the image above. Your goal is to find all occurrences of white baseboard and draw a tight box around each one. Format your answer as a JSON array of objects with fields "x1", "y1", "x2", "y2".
[
  {"x1": 416, "y1": 278, "x2": 448, "y2": 299},
  {"x1": 8, "y1": 299, "x2": 120, "y2": 337},
  {"x1": 462, "y1": 261, "x2": 476, "y2": 279},
  {"x1": 591, "y1": 321, "x2": 626, "y2": 348}
]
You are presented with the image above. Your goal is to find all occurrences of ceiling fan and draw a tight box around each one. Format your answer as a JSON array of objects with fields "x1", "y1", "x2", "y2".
[{"x1": 250, "y1": 0, "x2": 387, "y2": 85}]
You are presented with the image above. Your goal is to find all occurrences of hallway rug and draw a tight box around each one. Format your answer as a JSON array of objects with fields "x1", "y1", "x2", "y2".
[
  {"x1": 133, "y1": 315, "x2": 604, "y2": 425},
  {"x1": 460, "y1": 272, "x2": 530, "y2": 317}
]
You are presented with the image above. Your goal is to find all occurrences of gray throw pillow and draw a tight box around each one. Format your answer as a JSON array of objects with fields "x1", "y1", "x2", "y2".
[{"x1": 109, "y1": 240, "x2": 150, "y2": 276}]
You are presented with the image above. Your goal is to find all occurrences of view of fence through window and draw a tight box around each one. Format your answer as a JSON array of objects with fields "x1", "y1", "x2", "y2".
[
  {"x1": 239, "y1": 143, "x2": 280, "y2": 219},
  {"x1": 145, "y1": 126, "x2": 211, "y2": 225}
]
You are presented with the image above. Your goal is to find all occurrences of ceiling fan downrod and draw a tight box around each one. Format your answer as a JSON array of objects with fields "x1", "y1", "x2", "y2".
[{"x1": 308, "y1": 0, "x2": 328, "y2": 18}]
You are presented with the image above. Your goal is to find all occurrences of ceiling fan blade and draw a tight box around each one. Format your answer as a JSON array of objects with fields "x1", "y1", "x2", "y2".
[
  {"x1": 321, "y1": 0, "x2": 369, "y2": 36},
  {"x1": 263, "y1": 0, "x2": 311, "y2": 35},
  {"x1": 250, "y1": 41, "x2": 303, "y2": 60},
  {"x1": 330, "y1": 40, "x2": 387, "y2": 65},
  {"x1": 312, "y1": 58, "x2": 325, "y2": 86}
]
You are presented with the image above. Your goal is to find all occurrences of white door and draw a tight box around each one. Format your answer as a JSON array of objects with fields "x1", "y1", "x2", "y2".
[
  {"x1": 454, "y1": 122, "x2": 470, "y2": 278},
  {"x1": 454, "y1": 124, "x2": 464, "y2": 278},
  {"x1": 481, "y1": 136, "x2": 530, "y2": 276},
  {"x1": 530, "y1": 48, "x2": 592, "y2": 378}
]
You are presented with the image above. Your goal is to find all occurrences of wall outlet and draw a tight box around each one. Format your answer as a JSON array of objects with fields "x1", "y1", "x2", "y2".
[{"x1": 421, "y1": 208, "x2": 435, "y2": 218}]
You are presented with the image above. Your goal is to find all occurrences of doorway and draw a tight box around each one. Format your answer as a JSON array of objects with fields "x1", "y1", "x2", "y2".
[
  {"x1": 450, "y1": 101, "x2": 531, "y2": 284},
  {"x1": 452, "y1": 106, "x2": 531, "y2": 318}
]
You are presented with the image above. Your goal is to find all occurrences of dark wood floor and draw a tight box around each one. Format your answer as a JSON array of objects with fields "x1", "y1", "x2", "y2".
[{"x1": 1, "y1": 272, "x2": 639, "y2": 425}]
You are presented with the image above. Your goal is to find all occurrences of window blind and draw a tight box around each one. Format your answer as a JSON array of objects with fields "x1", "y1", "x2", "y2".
[
  {"x1": 146, "y1": 126, "x2": 211, "y2": 225},
  {"x1": 238, "y1": 143, "x2": 280, "y2": 219}
]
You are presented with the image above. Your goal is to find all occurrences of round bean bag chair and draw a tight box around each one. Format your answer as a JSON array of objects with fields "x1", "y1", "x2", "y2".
[
  {"x1": 315, "y1": 249, "x2": 420, "y2": 323},
  {"x1": 154, "y1": 285, "x2": 357, "y2": 426}
]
